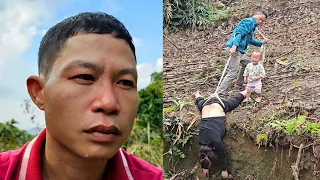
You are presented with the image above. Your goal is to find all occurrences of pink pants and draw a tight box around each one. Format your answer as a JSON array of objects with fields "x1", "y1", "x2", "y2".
[{"x1": 246, "y1": 80, "x2": 262, "y2": 94}]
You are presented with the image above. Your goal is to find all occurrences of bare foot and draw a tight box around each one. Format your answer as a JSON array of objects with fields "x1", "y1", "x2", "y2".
[
  {"x1": 239, "y1": 90, "x2": 250, "y2": 98},
  {"x1": 194, "y1": 90, "x2": 202, "y2": 99},
  {"x1": 202, "y1": 168, "x2": 209, "y2": 177},
  {"x1": 255, "y1": 96, "x2": 262, "y2": 103},
  {"x1": 243, "y1": 97, "x2": 252, "y2": 102},
  {"x1": 243, "y1": 98, "x2": 249, "y2": 102}
]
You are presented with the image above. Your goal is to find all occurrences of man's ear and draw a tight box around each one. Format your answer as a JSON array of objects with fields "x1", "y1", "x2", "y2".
[{"x1": 27, "y1": 75, "x2": 45, "y2": 110}]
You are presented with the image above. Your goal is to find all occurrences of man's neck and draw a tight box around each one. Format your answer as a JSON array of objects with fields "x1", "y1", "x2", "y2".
[{"x1": 42, "y1": 133, "x2": 108, "y2": 180}]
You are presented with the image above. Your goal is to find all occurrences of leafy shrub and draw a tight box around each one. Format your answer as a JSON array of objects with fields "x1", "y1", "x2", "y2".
[
  {"x1": 164, "y1": 0, "x2": 228, "y2": 32},
  {"x1": 124, "y1": 72, "x2": 163, "y2": 168},
  {"x1": 0, "y1": 119, "x2": 34, "y2": 151}
]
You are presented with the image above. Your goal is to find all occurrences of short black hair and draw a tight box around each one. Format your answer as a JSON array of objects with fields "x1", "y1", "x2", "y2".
[
  {"x1": 38, "y1": 12, "x2": 136, "y2": 78},
  {"x1": 260, "y1": 9, "x2": 268, "y2": 19}
]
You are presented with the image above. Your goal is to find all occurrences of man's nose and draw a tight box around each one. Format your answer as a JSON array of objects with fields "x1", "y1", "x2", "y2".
[{"x1": 90, "y1": 85, "x2": 120, "y2": 115}]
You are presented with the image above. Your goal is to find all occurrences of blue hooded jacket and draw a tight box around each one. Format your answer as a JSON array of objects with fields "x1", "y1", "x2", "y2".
[{"x1": 226, "y1": 16, "x2": 263, "y2": 54}]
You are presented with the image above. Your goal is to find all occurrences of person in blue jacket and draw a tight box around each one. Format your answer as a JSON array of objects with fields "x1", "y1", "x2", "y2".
[{"x1": 216, "y1": 10, "x2": 269, "y2": 96}]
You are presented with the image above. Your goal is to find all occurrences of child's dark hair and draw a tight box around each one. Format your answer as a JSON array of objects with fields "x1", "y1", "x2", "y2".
[
  {"x1": 38, "y1": 12, "x2": 136, "y2": 79},
  {"x1": 198, "y1": 145, "x2": 216, "y2": 169},
  {"x1": 260, "y1": 9, "x2": 268, "y2": 18}
]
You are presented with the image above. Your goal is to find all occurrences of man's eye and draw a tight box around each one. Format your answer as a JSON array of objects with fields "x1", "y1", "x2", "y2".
[
  {"x1": 118, "y1": 80, "x2": 134, "y2": 87},
  {"x1": 73, "y1": 74, "x2": 95, "y2": 81}
]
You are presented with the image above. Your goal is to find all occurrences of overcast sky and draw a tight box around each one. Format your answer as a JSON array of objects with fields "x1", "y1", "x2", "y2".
[{"x1": 0, "y1": 0, "x2": 163, "y2": 130}]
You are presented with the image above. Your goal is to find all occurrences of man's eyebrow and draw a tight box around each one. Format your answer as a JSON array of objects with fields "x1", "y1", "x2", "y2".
[
  {"x1": 63, "y1": 59, "x2": 104, "y2": 72},
  {"x1": 118, "y1": 68, "x2": 138, "y2": 79}
]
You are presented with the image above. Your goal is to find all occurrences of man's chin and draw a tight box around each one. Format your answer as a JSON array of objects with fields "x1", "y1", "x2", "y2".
[{"x1": 75, "y1": 145, "x2": 120, "y2": 160}]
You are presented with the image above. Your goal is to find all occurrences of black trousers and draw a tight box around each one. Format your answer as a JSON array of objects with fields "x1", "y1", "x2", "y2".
[{"x1": 195, "y1": 92, "x2": 245, "y2": 113}]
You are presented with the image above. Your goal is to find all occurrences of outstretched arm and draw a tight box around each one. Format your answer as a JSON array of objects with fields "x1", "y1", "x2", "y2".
[
  {"x1": 214, "y1": 140, "x2": 228, "y2": 172},
  {"x1": 249, "y1": 37, "x2": 263, "y2": 47}
]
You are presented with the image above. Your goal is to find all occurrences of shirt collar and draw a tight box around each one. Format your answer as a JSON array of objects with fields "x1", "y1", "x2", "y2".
[
  {"x1": 251, "y1": 16, "x2": 257, "y2": 27},
  {"x1": 18, "y1": 128, "x2": 130, "y2": 180}
]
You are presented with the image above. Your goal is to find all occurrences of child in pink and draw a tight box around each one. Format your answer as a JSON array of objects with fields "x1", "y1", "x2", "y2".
[{"x1": 243, "y1": 51, "x2": 266, "y2": 102}]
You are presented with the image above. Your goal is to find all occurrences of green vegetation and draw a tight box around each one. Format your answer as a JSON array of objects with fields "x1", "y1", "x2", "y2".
[
  {"x1": 285, "y1": 115, "x2": 306, "y2": 135},
  {"x1": 288, "y1": 53, "x2": 309, "y2": 74},
  {"x1": 124, "y1": 71, "x2": 163, "y2": 168},
  {"x1": 305, "y1": 121, "x2": 320, "y2": 136},
  {"x1": 163, "y1": 98, "x2": 195, "y2": 172},
  {"x1": 266, "y1": 115, "x2": 320, "y2": 136},
  {"x1": 294, "y1": 81, "x2": 301, "y2": 87},
  {"x1": 164, "y1": 0, "x2": 228, "y2": 32},
  {"x1": 163, "y1": 106, "x2": 175, "y2": 113},
  {"x1": 136, "y1": 72, "x2": 163, "y2": 129},
  {"x1": 0, "y1": 119, "x2": 34, "y2": 151},
  {"x1": 256, "y1": 133, "x2": 268, "y2": 144},
  {"x1": 125, "y1": 122, "x2": 163, "y2": 167},
  {"x1": 171, "y1": 98, "x2": 193, "y2": 111},
  {"x1": 249, "y1": 108, "x2": 320, "y2": 146}
]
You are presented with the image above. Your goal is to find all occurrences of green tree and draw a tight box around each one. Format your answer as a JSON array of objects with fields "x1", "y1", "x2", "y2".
[
  {"x1": 0, "y1": 119, "x2": 34, "y2": 151},
  {"x1": 137, "y1": 72, "x2": 163, "y2": 129},
  {"x1": 124, "y1": 71, "x2": 163, "y2": 168}
]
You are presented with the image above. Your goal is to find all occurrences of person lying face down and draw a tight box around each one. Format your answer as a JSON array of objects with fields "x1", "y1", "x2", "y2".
[
  {"x1": 194, "y1": 90, "x2": 249, "y2": 179},
  {"x1": 0, "y1": 12, "x2": 163, "y2": 180}
]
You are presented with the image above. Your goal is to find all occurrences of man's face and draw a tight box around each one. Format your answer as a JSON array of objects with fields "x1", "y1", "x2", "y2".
[{"x1": 43, "y1": 33, "x2": 138, "y2": 159}]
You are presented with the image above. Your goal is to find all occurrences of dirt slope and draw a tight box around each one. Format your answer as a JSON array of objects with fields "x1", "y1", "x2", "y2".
[{"x1": 163, "y1": 0, "x2": 320, "y2": 179}]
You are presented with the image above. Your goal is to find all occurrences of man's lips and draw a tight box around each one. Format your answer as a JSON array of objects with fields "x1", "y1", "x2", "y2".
[
  {"x1": 84, "y1": 124, "x2": 121, "y2": 135},
  {"x1": 84, "y1": 125, "x2": 121, "y2": 143}
]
